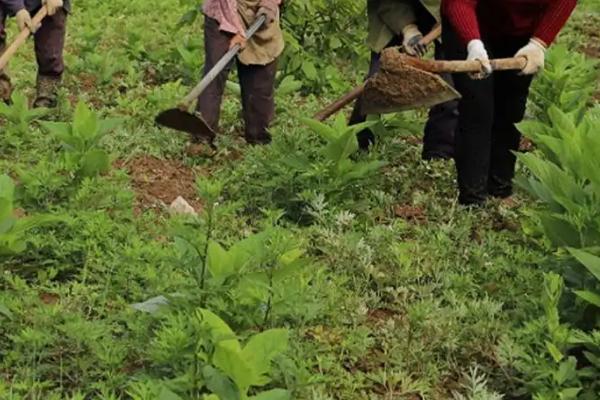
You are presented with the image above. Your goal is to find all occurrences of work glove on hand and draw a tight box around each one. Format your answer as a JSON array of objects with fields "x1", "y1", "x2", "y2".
[
  {"x1": 16, "y1": 9, "x2": 36, "y2": 32},
  {"x1": 467, "y1": 39, "x2": 492, "y2": 80},
  {"x1": 515, "y1": 38, "x2": 546, "y2": 75},
  {"x1": 402, "y1": 24, "x2": 426, "y2": 57},
  {"x1": 43, "y1": 0, "x2": 63, "y2": 16},
  {"x1": 257, "y1": 0, "x2": 279, "y2": 29}
]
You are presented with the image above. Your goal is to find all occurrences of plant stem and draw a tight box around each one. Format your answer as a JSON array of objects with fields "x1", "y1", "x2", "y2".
[{"x1": 199, "y1": 205, "x2": 214, "y2": 305}]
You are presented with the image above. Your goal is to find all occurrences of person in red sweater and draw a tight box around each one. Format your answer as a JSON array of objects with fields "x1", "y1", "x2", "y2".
[{"x1": 441, "y1": 0, "x2": 576, "y2": 205}]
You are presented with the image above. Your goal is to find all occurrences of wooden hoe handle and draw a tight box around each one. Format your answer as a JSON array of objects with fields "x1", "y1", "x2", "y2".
[
  {"x1": 0, "y1": 7, "x2": 48, "y2": 71},
  {"x1": 314, "y1": 24, "x2": 442, "y2": 122},
  {"x1": 408, "y1": 57, "x2": 527, "y2": 73}
]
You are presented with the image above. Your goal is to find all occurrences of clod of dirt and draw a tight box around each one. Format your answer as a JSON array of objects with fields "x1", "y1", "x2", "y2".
[
  {"x1": 362, "y1": 49, "x2": 458, "y2": 114},
  {"x1": 115, "y1": 156, "x2": 204, "y2": 213},
  {"x1": 393, "y1": 204, "x2": 426, "y2": 223},
  {"x1": 39, "y1": 292, "x2": 60, "y2": 305}
]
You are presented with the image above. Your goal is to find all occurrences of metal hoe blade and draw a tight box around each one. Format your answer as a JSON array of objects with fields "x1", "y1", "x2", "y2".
[
  {"x1": 361, "y1": 48, "x2": 461, "y2": 115},
  {"x1": 155, "y1": 108, "x2": 216, "y2": 143}
]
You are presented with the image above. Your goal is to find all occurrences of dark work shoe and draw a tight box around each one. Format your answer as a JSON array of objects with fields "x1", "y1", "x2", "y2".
[
  {"x1": 357, "y1": 128, "x2": 375, "y2": 151},
  {"x1": 33, "y1": 75, "x2": 61, "y2": 108},
  {"x1": 488, "y1": 176, "x2": 514, "y2": 199},
  {"x1": 458, "y1": 186, "x2": 488, "y2": 207},
  {"x1": 245, "y1": 131, "x2": 272, "y2": 145}
]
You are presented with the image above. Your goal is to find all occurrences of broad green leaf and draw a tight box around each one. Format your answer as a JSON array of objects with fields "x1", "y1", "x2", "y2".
[
  {"x1": 301, "y1": 60, "x2": 317, "y2": 81},
  {"x1": 157, "y1": 386, "x2": 184, "y2": 400},
  {"x1": 207, "y1": 241, "x2": 236, "y2": 285},
  {"x1": 198, "y1": 309, "x2": 237, "y2": 342},
  {"x1": 568, "y1": 248, "x2": 600, "y2": 282},
  {"x1": 202, "y1": 365, "x2": 240, "y2": 400},
  {"x1": 0, "y1": 175, "x2": 15, "y2": 201},
  {"x1": 73, "y1": 101, "x2": 99, "y2": 142},
  {"x1": 80, "y1": 149, "x2": 110, "y2": 177},
  {"x1": 249, "y1": 389, "x2": 290, "y2": 400},
  {"x1": 574, "y1": 290, "x2": 600, "y2": 307},
  {"x1": 242, "y1": 329, "x2": 289, "y2": 381},
  {"x1": 213, "y1": 339, "x2": 253, "y2": 392},
  {"x1": 554, "y1": 357, "x2": 577, "y2": 385},
  {"x1": 559, "y1": 388, "x2": 581, "y2": 400},
  {"x1": 300, "y1": 118, "x2": 337, "y2": 142},
  {"x1": 97, "y1": 118, "x2": 123, "y2": 137}
]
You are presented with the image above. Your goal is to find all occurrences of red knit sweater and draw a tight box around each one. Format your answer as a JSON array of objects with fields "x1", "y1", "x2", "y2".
[{"x1": 442, "y1": 0, "x2": 577, "y2": 45}]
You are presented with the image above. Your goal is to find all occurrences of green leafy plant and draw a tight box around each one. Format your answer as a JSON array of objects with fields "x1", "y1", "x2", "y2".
[
  {"x1": 144, "y1": 308, "x2": 290, "y2": 399},
  {"x1": 529, "y1": 44, "x2": 599, "y2": 125},
  {"x1": 517, "y1": 106, "x2": 600, "y2": 248},
  {"x1": 40, "y1": 101, "x2": 121, "y2": 178},
  {"x1": 0, "y1": 175, "x2": 65, "y2": 256},
  {"x1": 0, "y1": 92, "x2": 48, "y2": 141}
]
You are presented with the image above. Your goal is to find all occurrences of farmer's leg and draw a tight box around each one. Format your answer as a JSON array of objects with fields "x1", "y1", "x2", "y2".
[
  {"x1": 238, "y1": 59, "x2": 277, "y2": 145},
  {"x1": 0, "y1": 6, "x2": 11, "y2": 102},
  {"x1": 488, "y1": 40, "x2": 533, "y2": 198},
  {"x1": 350, "y1": 36, "x2": 403, "y2": 150},
  {"x1": 196, "y1": 16, "x2": 234, "y2": 132},
  {"x1": 443, "y1": 19, "x2": 495, "y2": 206},
  {"x1": 33, "y1": 8, "x2": 67, "y2": 107},
  {"x1": 422, "y1": 41, "x2": 459, "y2": 160},
  {"x1": 349, "y1": 50, "x2": 381, "y2": 149}
]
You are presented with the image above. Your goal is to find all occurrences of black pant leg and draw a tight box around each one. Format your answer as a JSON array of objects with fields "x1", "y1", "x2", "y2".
[
  {"x1": 422, "y1": 41, "x2": 459, "y2": 160},
  {"x1": 488, "y1": 69, "x2": 533, "y2": 197},
  {"x1": 442, "y1": 18, "x2": 495, "y2": 205}
]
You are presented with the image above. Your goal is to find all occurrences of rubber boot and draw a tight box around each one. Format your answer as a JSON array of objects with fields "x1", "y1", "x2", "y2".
[{"x1": 33, "y1": 75, "x2": 61, "y2": 108}]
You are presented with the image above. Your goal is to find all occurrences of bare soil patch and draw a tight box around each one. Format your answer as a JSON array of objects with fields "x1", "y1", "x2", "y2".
[{"x1": 115, "y1": 155, "x2": 204, "y2": 213}]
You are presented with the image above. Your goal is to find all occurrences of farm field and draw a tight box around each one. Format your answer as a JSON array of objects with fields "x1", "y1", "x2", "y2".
[{"x1": 1, "y1": 0, "x2": 599, "y2": 399}]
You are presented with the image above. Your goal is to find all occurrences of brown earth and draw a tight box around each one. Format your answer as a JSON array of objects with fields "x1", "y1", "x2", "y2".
[
  {"x1": 394, "y1": 204, "x2": 427, "y2": 224},
  {"x1": 363, "y1": 49, "x2": 456, "y2": 114},
  {"x1": 115, "y1": 155, "x2": 204, "y2": 213}
]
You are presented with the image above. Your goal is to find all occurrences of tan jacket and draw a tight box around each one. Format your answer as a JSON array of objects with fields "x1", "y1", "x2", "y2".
[
  {"x1": 367, "y1": 0, "x2": 440, "y2": 53},
  {"x1": 237, "y1": 0, "x2": 285, "y2": 65}
]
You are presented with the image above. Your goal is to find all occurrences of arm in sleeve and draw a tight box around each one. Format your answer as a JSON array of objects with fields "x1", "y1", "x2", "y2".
[
  {"x1": 3, "y1": 0, "x2": 26, "y2": 14},
  {"x1": 534, "y1": 0, "x2": 577, "y2": 45},
  {"x1": 378, "y1": 0, "x2": 417, "y2": 34},
  {"x1": 442, "y1": 0, "x2": 481, "y2": 45}
]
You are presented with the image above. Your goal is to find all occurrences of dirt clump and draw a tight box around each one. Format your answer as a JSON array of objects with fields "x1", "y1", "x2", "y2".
[
  {"x1": 115, "y1": 156, "x2": 204, "y2": 213},
  {"x1": 393, "y1": 204, "x2": 426, "y2": 223},
  {"x1": 363, "y1": 49, "x2": 457, "y2": 114}
]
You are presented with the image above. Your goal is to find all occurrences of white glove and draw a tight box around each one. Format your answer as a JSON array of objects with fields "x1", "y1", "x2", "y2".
[
  {"x1": 15, "y1": 9, "x2": 35, "y2": 32},
  {"x1": 515, "y1": 38, "x2": 546, "y2": 75},
  {"x1": 402, "y1": 24, "x2": 426, "y2": 57},
  {"x1": 467, "y1": 39, "x2": 492, "y2": 80},
  {"x1": 43, "y1": 0, "x2": 64, "y2": 16}
]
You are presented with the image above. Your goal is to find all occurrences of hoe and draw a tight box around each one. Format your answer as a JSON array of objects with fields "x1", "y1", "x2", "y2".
[{"x1": 155, "y1": 15, "x2": 266, "y2": 143}]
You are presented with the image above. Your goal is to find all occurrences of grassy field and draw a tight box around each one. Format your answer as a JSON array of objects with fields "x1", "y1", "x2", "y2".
[{"x1": 0, "y1": 1, "x2": 599, "y2": 399}]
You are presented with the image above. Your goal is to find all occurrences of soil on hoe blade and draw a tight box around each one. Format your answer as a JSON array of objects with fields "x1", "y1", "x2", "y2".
[{"x1": 362, "y1": 48, "x2": 460, "y2": 114}]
